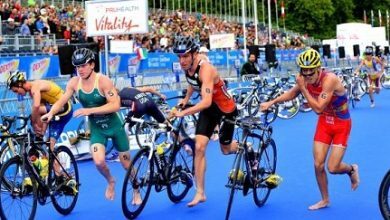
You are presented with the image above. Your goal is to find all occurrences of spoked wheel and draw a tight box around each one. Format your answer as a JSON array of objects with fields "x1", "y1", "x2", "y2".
[
  {"x1": 354, "y1": 77, "x2": 368, "y2": 98},
  {"x1": 0, "y1": 138, "x2": 20, "y2": 168},
  {"x1": 247, "y1": 95, "x2": 260, "y2": 117},
  {"x1": 135, "y1": 120, "x2": 154, "y2": 149},
  {"x1": 225, "y1": 152, "x2": 244, "y2": 220},
  {"x1": 0, "y1": 157, "x2": 38, "y2": 220},
  {"x1": 253, "y1": 139, "x2": 277, "y2": 207},
  {"x1": 167, "y1": 143, "x2": 194, "y2": 203},
  {"x1": 380, "y1": 72, "x2": 390, "y2": 89},
  {"x1": 379, "y1": 170, "x2": 390, "y2": 220},
  {"x1": 49, "y1": 146, "x2": 79, "y2": 215},
  {"x1": 298, "y1": 94, "x2": 312, "y2": 113},
  {"x1": 122, "y1": 148, "x2": 153, "y2": 219},
  {"x1": 255, "y1": 93, "x2": 278, "y2": 123},
  {"x1": 277, "y1": 97, "x2": 300, "y2": 119}
]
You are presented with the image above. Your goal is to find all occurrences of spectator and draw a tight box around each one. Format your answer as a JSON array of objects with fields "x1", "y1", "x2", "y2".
[
  {"x1": 20, "y1": 17, "x2": 31, "y2": 35},
  {"x1": 240, "y1": 53, "x2": 260, "y2": 77},
  {"x1": 4, "y1": 18, "x2": 18, "y2": 35}
]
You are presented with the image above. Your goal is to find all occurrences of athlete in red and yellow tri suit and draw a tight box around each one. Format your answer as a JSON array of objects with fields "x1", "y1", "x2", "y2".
[
  {"x1": 306, "y1": 71, "x2": 351, "y2": 147},
  {"x1": 260, "y1": 48, "x2": 359, "y2": 211}
]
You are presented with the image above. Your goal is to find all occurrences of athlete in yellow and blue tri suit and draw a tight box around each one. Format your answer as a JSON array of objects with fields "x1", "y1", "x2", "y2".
[
  {"x1": 354, "y1": 46, "x2": 384, "y2": 108},
  {"x1": 7, "y1": 70, "x2": 73, "y2": 149}
]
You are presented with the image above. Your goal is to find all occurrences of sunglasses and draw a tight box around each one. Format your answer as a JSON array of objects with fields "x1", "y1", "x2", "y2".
[{"x1": 300, "y1": 69, "x2": 317, "y2": 78}]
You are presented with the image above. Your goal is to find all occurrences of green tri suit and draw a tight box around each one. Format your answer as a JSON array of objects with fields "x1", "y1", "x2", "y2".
[{"x1": 77, "y1": 74, "x2": 129, "y2": 152}]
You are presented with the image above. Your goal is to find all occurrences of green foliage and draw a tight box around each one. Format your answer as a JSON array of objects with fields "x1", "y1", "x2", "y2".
[{"x1": 148, "y1": 0, "x2": 390, "y2": 40}]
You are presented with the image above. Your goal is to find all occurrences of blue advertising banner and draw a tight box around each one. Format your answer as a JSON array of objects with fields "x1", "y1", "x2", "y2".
[
  {"x1": 0, "y1": 49, "x2": 308, "y2": 83},
  {"x1": 0, "y1": 55, "x2": 60, "y2": 82}
]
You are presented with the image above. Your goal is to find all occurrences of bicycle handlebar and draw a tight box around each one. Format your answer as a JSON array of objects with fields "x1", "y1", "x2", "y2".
[
  {"x1": 1, "y1": 115, "x2": 31, "y2": 132},
  {"x1": 223, "y1": 116, "x2": 271, "y2": 132}
]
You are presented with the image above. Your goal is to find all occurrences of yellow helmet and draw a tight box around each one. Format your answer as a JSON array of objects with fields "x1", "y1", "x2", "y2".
[
  {"x1": 296, "y1": 49, "x2": 321, "y2": 69},
  {"x1": 7, "y1": 70, "x2": 26, "y2": 89}
]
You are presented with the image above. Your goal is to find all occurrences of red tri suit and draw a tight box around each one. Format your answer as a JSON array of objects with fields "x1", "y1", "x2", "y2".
[{"x1": 306, "y1": 70, "x2": 351, "y2": 147}]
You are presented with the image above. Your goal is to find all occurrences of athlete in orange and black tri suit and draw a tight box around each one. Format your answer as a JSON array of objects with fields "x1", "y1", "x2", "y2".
[
  {"x1": 170, "y1": 36, "x2": 238, "y2": 207},
  {"x1": 261, "y1": 49, "x2": 360, "y2": 211}
]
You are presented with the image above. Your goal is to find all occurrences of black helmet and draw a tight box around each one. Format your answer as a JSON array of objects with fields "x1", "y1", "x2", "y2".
[
  {"x1": 72, "y1": 48, "x2": 95, "y2": 66},
  {"x1": 7, "y1": 70, "x2": 26, "y2": 89},
  {"x1": 173, "y1": 36, "x2": 199, "y2": 55},
  {"x1": 364, "y1": 46, "x2": 374, "y2": 55}
]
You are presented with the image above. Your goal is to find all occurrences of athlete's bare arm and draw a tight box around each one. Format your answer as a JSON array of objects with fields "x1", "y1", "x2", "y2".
[
  {"x1": 180, "y1": 63, "x2": 215, "y2": 116},
  {"x1": 299, "y1": 74, "x2": 339, "y2": 113}
]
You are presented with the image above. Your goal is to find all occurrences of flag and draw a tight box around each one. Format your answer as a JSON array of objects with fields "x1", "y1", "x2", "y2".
[
  {"x1": 371, "y1": 10, "x2": 374, "y2": 26},
  {"x1": 281, "y1": 1, "x2": 285, "y2": 18},
  {"x1": 136, "y1": 48, "x2": 148, "y2": 60},
  {"x1": 379, "y1": 10, "x2": 382, "y2": 26},
  {"x1": 363, "y1": 10, "x2": 367, "y2": 23}
]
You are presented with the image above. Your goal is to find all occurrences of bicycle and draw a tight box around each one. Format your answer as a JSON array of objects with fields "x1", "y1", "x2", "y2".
[
  {"x1": 379, "y1": 169, "x2": 390, "y2": 220},
  {"x1": 224, "y1": 112, "x2": 280, "y2": 220},
  {"x1": 345, "y1": 74, "x2": 368, "y2": 109},
  {"x1": 0, "y1": 115, "x2": 30, "y2": 167},
  {"x1": 228, "y1": 76, "x2": 278, "y2": 123},
  {"x1": 380, "y1": 66, "x2": 390, "y2": 89},
  {"x1": 121, "y1": 110, "x2": 195, "y2": 219},
  {"x1": 0, "y1": 119, "x2": 79, "y2": 220}
]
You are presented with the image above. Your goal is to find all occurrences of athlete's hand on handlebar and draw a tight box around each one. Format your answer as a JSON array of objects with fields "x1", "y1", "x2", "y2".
[
  {"x1": 41, "y1": 113, "x2": 53, "y2": 123},
  {"x1": 177, "y1": 99, "x2": 188, "y2": 109},
  {"x1": 260, "y1": 101, "x2": 273, "y2": 112},
  {"x1": 169, "y1": 106, "x2": 184, "y2": 118}
]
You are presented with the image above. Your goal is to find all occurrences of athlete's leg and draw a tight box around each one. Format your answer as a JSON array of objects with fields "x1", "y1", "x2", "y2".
[
  {"x1": 327, "y1": 145, "x2": 359, "y2": 190},
  {"x1": 309, "y1": 141, "x2": 331, "y2": 210},
  {"x1": 91, "y1": 143, "x2": 116, "y2": 200},
  {"x1": 187, "y1": 135, "x2": 208, "y2": 207}
]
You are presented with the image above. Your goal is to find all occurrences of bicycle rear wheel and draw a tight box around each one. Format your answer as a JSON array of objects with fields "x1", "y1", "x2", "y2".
[
  {"x1": 253, "y1": 138, "x2": 277, "y2": 207},
  {"x1": 122, "y1": 148, "x2": 153, "y2": 219},
  {"x1": 0, "y1": 156, "x2": 38, "y2": 220},
  {"x1": 225, "y1": 151, "x2": 244, "y2": 220},
  {"x1": 135, "y1": 120, "x2": 154, "y2": 149},
  {"x1": 379, "y1": 170, "x2": 390, "y2": 220},
  {"x1": 167, "y1": 143, "x2": 194, "y2": 203},
  {"x1": 49, "y1": 145, "x2": 79, "y2": 215}
]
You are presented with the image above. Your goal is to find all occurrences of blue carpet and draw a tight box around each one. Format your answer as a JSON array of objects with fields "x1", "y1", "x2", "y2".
[{"x1": 36, "y1": 90, "x2": 390, "y2": 220}]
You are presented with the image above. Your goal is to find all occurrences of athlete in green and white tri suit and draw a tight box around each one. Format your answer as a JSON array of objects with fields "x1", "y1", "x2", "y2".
[{"x1": 41, "y1": 48, "x2": 142, "y2": 204}]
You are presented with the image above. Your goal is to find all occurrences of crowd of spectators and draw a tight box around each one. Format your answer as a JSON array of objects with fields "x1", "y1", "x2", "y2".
[{"x1": 0, "y1": 0, "x2": 309, "y2": 54}]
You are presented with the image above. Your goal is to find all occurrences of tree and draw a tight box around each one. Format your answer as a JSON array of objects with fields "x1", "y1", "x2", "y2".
[{"x1": 285, "y1": 0, "x2": 335, "y2": 39}]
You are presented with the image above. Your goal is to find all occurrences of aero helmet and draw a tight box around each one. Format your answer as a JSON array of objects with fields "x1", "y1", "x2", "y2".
[
  {"x1": 72, "y1": 48, "x2": 95, "y2": 66},
  {"x1": 296, "y1": 48, "x2": 321, "y2": 69},
  {"x1": 7, "y1": 70, "x2": 26, "y2": 89},
  {"x1": 173, "y1": 36, "x2": 199, "y2": 55}
]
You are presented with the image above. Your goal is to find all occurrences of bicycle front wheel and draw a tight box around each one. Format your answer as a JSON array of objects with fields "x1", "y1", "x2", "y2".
[
  {"x1": 49, "y1": 145, "x2": 79, "y2": 215},
  {"x1": 379, "y1": 170, "x2": 390, "y2": 220},
  {"x1": 167, "y1": 144, "x2": 194, "y2": 203},
  {"x1": 122, "y1": 148, "x2": 153, "y2": 219},
  {"x1": 0, "y1": 138, "x2": 21, "y2": 168},
  {"x1": 253, "y1": 138, "x2": 277, "y2": 207},
  {"x1": 226, "y1": 151, "x2": 244, "y2": 220},
  {"x1": 380, "y1": 73, "x2": 390, "y2": 89},
  {"x1": 0, "y1": 156, "x2": 38, "y2": 220}
]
